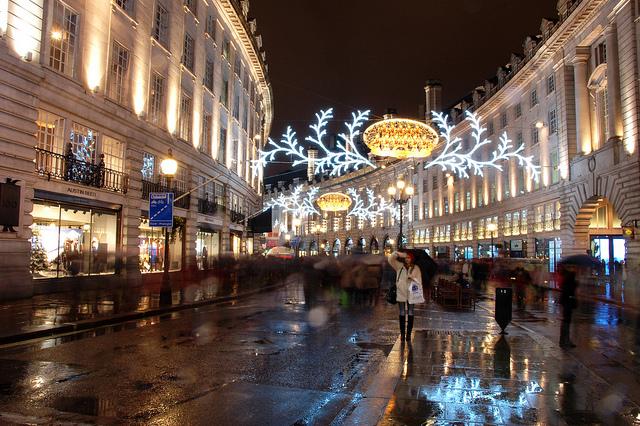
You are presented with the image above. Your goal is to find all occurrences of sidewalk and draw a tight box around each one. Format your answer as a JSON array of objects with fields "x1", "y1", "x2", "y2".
[
  {"x1": 346, "y1": 296, "x2": 640, "y2": 425},
  {"x1": 0, "y1": 272, "x2": 285, "y2": 344}
]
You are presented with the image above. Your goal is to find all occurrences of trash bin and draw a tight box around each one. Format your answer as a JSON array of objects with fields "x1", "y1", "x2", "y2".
[{"x1": 495, "y1": 287, "x2": 512, "y2": 334}]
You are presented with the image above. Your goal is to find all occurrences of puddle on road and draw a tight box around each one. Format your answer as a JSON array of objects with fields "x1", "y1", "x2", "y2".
[
  {"x1": 51, "y1": 395, "x2": 116, "y2": 417},
  {"x1": 355, "y1": 341, "x2": 394, "y2": 356}
]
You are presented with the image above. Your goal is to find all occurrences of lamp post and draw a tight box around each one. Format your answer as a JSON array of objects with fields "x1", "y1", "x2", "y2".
[
  {"x1": 388, "y1": 179, "x2": 414, "y2": 249},
  {"x1": 159, "y1": 149, "x2": 178, "y2": 305},
  {"x1": 314, "y1": 224, "x2": 322, "y2": 255},
  {"x1": 487, "y1": 222, "x2": 498, "y2": 260}
]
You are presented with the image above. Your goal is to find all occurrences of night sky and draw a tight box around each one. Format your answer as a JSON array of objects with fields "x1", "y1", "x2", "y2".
[{"x1": 250, "y1": 0, "x2": 559, "y2": 176}]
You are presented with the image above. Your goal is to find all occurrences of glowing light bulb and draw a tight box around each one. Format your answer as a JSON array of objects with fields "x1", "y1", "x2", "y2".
[{"x1": 51, "y1": 30, "x2": 63, "y2": 41}]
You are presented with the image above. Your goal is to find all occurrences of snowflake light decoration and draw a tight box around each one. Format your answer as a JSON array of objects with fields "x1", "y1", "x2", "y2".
[
  {"x1": 252, "y1": 108, "x2": 540, "y2": 184},
  {"x1": 252, "y1": 108, "x2": 375, "y2": 178},
  {"x1": 264, "y1": 185, "x2": 320, "y2": 219},
  {"x1": 346, "y1": 188, "x2": 399, "y2": 223}
]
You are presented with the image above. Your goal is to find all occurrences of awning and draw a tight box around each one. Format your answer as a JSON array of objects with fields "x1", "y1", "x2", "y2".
[{"x1": 248, "y1": 207, "x2": 272, "y2": 233}]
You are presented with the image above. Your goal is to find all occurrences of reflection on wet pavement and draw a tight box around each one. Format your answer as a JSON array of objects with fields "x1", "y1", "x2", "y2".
[{"x1": 379, "y1": 304, "x2": 640, "y2": 425}]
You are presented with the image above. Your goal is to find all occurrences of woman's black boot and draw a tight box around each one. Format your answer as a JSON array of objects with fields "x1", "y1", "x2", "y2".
[
  {"x1": 399, "y1": 315, "x2": 406, "y2": 341},
  {"x1": 406, "y1": 316, "x2": 414, "y2": 341}
]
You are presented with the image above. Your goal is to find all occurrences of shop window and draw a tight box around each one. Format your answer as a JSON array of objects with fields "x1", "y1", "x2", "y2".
[
  {"x1": 49, "y1": 0, "x2": 78, "y2": 78},
  {"x1": 196, "y1": 230, "x2": 219, "y2": 270},
  {"x1": 30, "y1": 201, "x2": 118, "y2": 279},
  {"x1": 138, "y1": 217, "x2": 183, "y2": 273},
  {"x1": 520, "y1": 210, "x2": 528, "y2": 234}
]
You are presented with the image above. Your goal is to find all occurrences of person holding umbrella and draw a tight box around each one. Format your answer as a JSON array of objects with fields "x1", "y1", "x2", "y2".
[{"x1": 388, "y1": 251, "x2": 423, "y2": 342}]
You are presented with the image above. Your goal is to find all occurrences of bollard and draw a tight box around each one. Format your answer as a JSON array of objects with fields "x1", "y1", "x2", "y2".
[{"x1": 495, "y1": 287, "x2": 512, "y2": 334}]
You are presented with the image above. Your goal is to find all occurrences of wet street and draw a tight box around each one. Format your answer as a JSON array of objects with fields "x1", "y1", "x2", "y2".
[{"x1": 1, "y1": 272, "x2": 640, "y2": 425}]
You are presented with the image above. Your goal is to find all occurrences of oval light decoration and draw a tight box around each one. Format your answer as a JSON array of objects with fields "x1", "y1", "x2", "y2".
[
  {"x1": 316, "y1": 192, "x2": 352, "y2": 212},
  {"x1": 363, "y1": 117, "x2": 439, "y2": 159}
]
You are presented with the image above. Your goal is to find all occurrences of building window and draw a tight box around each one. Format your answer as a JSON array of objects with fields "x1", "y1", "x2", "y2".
[
  {"x1": 530, "y1": 88, "x2": 538, "y2": 107},
  {"x1": 102, "y1": 136, "x2": 125, "y2": 172},
  {"x1": 220, "y1": 73, "x2": 229, "y2": 107},
  {"x1": 107, "y1": 41, "x2": 130, "y2": 105},
  {"x1": 516, "y1": 131, "x2": 524, "y2": 147},
  {"x1": 115, "y1": 0, "x2": 134, "y2": 16},
  {"x1": 201, "y1": 113, "x2": 212, "y2": 154},
  {"x1": 554, "y1": 201, "x2": 561, "y2": 230},
  {"x1": 512, "y1": 211, "x2": 520, "y2": 236},
  {"x1": 149, "y1": 72, "x2": 165, "y2": 126},
  {"x1": 182, "y1": 33, "x2": 195, "y2": 72},
  {"x1": 544, "y1": 203, "x2": 554, "y2": 231},
  {"x1": 518, "y1": 167, "x2": 526, "y2": 195},
  {"x1": 36, "y1": 110, "x2": 65, "y2": 154},
  {"x1": 31, "y1": 202, "x2": 119, "y2": 278},
  {"x1": 520, "y1": 210, "x2": 527, "y2": 234},
  {"x1": 594, "y1": 41, "x2": 607, "y2": 66},
  {"x1": 515, "y1": 103, "x2": 522, "y2": 118},
  {"x1": 49, "y1": 0, "x2": 78, "y2": 77},
  {"x1": 547, "y1": 74, "x2": 555, "y2": 94},
  {"x1": 531, "y1": 125, "x2": 539, "y2": 145},
  {"x1": 550, "y1": 151, "x2": 559, "y2": 184},
  {"x1": 432, "y1": 175, "x2": 438, "y2": 190},
  {"x1": 152, "y1": 2, "x2": 169, "y2": 47},
  {"x1": 70, "y1": 123, "x2": 97, "y2": 163},
  {"x1": 465, "y1": 191, "x2": 471, "y2": 210},
  {"x1": 504, "y1": 213, "x2": 512, "y2": 237},
  {"x1": 141, "y1": 152, "x2": 155, "y2": 180},
  {"x1": 500, "y1": 111, "x2": 507, "y2": 128},
  {"x1": 548, "y1": 109, "x2": 558, "y2": 134},
  {"x1": 443, "y1": 197, "x2": 449, "y2": 214},
  {"x1": 487, "y1": 120, "x2": 494, "y2": 136},
  {"x1": 222, "y1": 39, "x2": 230, "y2": 60},
  {"x1": 453, "y1": 192, "x2": 460, "y2": 213},
  {"x1": 204, "y1": 59, "x2": 214, "y2": 92},
  {"x1": 218, "y1": 126, "x2": 227, "y2": 163},
  {"x1": 232, "y1": 94, "x2": 240, "y2": 120},
  {"x1": 205, "y1": 15, "x2": 215, "y2": 38},
  {"x1": 534, "y1": 205, "x2": 544, "y2": 232},
  {"x1": 503, "y1": 167, "x2": 510, "y2": 198},
  {"x1": 178, "y1": 93, "x2": 192, "y2": 141},
  {"x1": 183, "y1": 0, "x2": 197, "y2": 15},
  {"x1": 234, "y1": 55, "x2": 241, "y2": 76},
  {"x1": 432, "y1": 199, "x2": 439, "y2": 217}
]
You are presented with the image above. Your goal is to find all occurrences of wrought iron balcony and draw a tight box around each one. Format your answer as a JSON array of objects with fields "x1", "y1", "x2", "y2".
[
  {"x1": 197, "y1": 198, "x2": 218, "y2": 215},
  {"x1": 35, "y1": 147, "x2": 129, "y2": 194},
  {"x1": 230, "y1": 209, "x2": 245, "y2": 224},
  {"x1": 141, "y1": 179, "x2": 190, "y2": 209}
]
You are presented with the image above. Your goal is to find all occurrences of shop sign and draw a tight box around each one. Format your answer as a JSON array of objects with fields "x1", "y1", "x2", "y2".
[
  {"x1": 0, "y1": 179, "x2": 20, "y2": 232},
  {"x1": 66, "y1": 186, "x2": 97, "y2": 199},
  {"x1": 149, "y1": 192, "x2": 174, "y2": 227},
  {"x1": 510, "y1": 240, "x2": 523, "y2": 251}
]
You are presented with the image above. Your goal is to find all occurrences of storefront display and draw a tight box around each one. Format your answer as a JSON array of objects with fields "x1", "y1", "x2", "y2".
[
  {"x1": 196, "y1": 229, "x2": 220, "y2": 269},
  {"x1": 139, "y1": 218, "x2": 183, "y2": 273},
  {"x1": 30, "y1": 201, "x2": 118, "y2": 278}
]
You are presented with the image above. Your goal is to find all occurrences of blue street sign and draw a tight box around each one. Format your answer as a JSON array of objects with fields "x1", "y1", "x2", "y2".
[{"x1": 149, "y1": 192, "x2": 174, "y2": 227}]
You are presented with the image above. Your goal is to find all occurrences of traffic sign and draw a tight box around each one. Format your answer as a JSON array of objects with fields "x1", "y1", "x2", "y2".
[{"x1": 149, "y1": 192, "x2": 174, "y2": 227}]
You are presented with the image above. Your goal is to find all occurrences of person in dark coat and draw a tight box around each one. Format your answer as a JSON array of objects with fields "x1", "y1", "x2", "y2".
[{"x1": 558, "y1": 264, "x2": 578, "y2": 348}]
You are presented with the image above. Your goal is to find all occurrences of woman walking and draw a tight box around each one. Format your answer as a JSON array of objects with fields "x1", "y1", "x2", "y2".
[{"x1": 388, "y1": 251, "x2": 423, "y2": 342}]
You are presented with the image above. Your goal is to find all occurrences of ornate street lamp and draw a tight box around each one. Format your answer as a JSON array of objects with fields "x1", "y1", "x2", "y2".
[
  {"x1": 487, "y1": 222, "x2": 498, "y2": 260},
  {"x1": 388, "y1": 179, "x2": 414, "y2": 249},
  {"x1": 364, "y1": 114, "x2": 439, "y2": 159},
  {"x1": 159, "y1": 149, "x2": 177, "y2": 305}
]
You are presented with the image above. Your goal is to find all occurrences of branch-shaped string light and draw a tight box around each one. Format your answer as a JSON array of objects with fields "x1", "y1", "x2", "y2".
[
  {"x1": 252, "y1": 109, "x2": 375, "y2": 178},
  {"x1": 346, "y1": 188, "x2": 399, "y2": 223},
  {"x1": 428, "y1": 111, "x2": 541, "y2": 182},
  {"x1": 264, "y1": 185, "x2": 320, "y2": 219},
  {"x1": 253, "y1": 108, "x2": 540, "y2": 185}
]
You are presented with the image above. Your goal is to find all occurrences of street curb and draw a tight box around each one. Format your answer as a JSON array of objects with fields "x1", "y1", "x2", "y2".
[{"x1": 0, "y1": 282, "x2": 287, "y2": 346}]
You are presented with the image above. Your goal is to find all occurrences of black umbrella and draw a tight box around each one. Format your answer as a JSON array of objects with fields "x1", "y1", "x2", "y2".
[
  {"x1": 403, "y1": 249, "x2": 438, "y2": 285},
  {"x1": 558, "y1": 254, "x2": 601, "y2": 268}
]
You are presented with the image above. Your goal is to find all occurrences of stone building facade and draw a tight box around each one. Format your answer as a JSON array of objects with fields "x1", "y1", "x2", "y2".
[
  {"x1": 267, "y1": 0, "x2": 640, "y2": 275},
  {"x1": 0, "y1": 0, "x2": 272, "y2": 299}
]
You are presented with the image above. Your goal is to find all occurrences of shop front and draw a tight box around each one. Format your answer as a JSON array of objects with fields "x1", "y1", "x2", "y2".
[
  {"x1": 30, "y1": 195, "x2": 120, "y2": 279},
  {"x1": 231, "y1": 232, "x2": 242, "y2": 257},
  {"x1": 196, "y1": 227, "x2": 220, "y2": 270},
  {"x1": 138, "y1": 216, "x2": 184, "y2": 273}
]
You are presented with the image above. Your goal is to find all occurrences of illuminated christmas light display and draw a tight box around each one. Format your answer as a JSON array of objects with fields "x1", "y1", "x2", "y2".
[
  {"x1": 346, "y1": 188, "x2": 399, "y2": 223},
  {"x1": 265, "y1": 185, "x2": 320, "y2": 219},
  {"x1": 428, "y1": 111, "x2": 541, "y2": 181},
  {"x1": 316, "y1": 192, "x2": 352, "y2": 212},
  {"x1": 363, "y1": 117, "x2": 439, "y2": 159},
  {"x1": 252, "y1": 108, "x2": 541, "y2": 183},
  {"x1": 252, "y1": 108, "x2": 375, "y2": 178}
]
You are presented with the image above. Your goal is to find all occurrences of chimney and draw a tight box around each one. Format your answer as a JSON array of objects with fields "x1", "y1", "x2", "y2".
[{"x1": 424, "y1": 80, "x2": 442, "y2": 121}]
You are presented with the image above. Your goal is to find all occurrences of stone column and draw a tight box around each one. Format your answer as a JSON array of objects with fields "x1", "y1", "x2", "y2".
[
  {"x1": 573, "y1": 47, "x2": 592, "y2": 154},
  {"x1": 605, "y1": 23, "x2": 623, "y2": 141}
]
